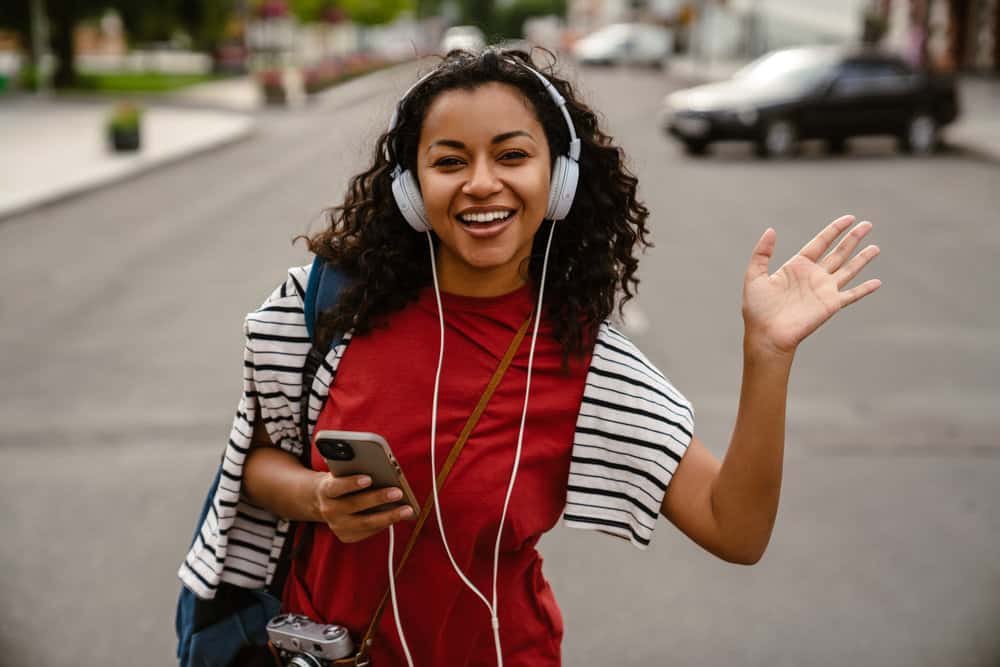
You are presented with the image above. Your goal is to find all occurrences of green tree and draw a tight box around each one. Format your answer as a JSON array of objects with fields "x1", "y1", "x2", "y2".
[
  {"x1": 288, "y1": 0, "x2": 337, "y2": 23},
  {"x1": 43, "y1": 1, "x2": 109, "y2": 88},
  {"x1": 116, "y1": 0, "x2": 236, "y2": 53},
  {"x1": 492, "y1": 0, "x2": 564, "y2": 39},
  {"x1": 459, "y1": 0, "x2": 494, "y2": 32},
  {"x1": 339, "y1": 0, "x2": 414, "y2": 25}
]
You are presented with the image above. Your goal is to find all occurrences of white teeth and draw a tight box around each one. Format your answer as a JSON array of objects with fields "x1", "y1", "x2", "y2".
[{"x1": 459, "y1": 210, "x2": 512, "y2": 223}]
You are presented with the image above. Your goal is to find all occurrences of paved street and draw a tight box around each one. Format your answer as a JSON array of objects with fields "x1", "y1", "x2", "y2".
[{"x1": 1, "y1": 63, "x2": 998, "y2": 666}]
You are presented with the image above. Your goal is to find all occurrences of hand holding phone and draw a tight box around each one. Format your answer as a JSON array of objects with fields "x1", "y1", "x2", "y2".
[{"x1": 313, "y1": 430, "x2": 419, "y2": 544}]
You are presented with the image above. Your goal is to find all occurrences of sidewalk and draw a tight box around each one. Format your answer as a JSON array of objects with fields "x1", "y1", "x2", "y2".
[
  {"x1": 668, "y1": 56, "x2": 1000, "y2": 163},
  {"x1": 0, "y1": 61, "x2": 420, "y2": 221},
  {"x1": 0, "y1": 98, "x2": 254, "y2": 220}
]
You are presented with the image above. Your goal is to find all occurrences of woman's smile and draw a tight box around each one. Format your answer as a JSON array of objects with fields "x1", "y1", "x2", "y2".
[{"x1": 416, "y1": 81, "x2": 552, "y2": 297}]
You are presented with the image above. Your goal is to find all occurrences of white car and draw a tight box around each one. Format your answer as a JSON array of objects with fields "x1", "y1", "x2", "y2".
[
  {"x1": 572, "y1": 23, "x2": 673, "y2": 68},
  {"x1": 440, "y1": 25, "x2": 486, "y2": 54}
]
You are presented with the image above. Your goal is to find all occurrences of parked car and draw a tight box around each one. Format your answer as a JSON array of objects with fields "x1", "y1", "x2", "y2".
[
  {"x1": 440, "y1": 25, "x2": 486, "y2": 55},
  {"x1": 572, "y1": 23, "x2": 673, "y2": 68},
  {"x1": 661, "y1": 46, "x2": 960, "y2": 157}
]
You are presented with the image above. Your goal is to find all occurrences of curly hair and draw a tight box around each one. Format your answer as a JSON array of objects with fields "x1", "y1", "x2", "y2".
[{"x1": 301, "y1": 47, "x2": 651, "y2": 360}]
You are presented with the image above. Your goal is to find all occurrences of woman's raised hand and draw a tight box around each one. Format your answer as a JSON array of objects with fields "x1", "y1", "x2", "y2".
[
  {"x1": 742, "y1": 214, "x2": 881, "y2": 357},
  {"x1": 313, "y1": 473, "x2": 415, "y2": 543}
]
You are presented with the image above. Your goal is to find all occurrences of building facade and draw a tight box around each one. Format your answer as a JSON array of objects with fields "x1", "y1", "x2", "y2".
[{"x1": 881, "y1": 0, "x2": 999, "y2": 73}]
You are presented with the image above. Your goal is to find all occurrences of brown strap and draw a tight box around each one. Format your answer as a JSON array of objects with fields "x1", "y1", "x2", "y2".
[{"x1": 354, "y1": 314, "x2": 533, "y2": 662}]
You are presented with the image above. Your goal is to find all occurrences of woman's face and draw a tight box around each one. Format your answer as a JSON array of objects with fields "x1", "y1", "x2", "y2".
[{"x1": 416, "y1": 81, "x2": 552, "y2": 297}]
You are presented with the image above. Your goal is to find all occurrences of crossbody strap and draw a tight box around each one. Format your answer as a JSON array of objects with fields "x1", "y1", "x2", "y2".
[{"x1": 346, "y1": 313, "x2": 533, "y2": 665}]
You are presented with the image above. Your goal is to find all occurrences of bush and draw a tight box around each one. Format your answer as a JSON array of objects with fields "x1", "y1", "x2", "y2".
[{"x1": 107, "y1": 101, "x2": 142, "y2": 131}]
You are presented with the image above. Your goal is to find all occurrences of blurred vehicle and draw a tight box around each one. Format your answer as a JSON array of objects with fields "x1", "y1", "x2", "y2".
[
  {"x1": 661, "y1": 46, "x2": 960, "y2": 157},
  {"x1": 440, "y1": 25, "x2": 486, "y2": 54},
  {"x1": 572, "y1": 23, "x2": 673, "y2": 68}
]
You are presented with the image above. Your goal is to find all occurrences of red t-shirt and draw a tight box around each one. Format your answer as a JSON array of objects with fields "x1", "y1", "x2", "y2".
[{"x1": 282, "y1": 284, "x2": 591, "y2": 665}]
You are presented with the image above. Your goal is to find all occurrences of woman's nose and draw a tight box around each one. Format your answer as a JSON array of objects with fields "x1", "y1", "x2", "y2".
[{"x1": 461, "y1": 159, "x2": 502, "y2": 197}]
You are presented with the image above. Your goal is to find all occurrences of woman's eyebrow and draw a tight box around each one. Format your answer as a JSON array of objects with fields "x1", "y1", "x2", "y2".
[{"x1": 427, "y1": 130, "x2": 535, "y2": 153}]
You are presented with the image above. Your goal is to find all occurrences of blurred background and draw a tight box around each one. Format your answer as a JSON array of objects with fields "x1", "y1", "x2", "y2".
[{"x1": 1, "y1": 1, "x2": 998, "y2": 665}]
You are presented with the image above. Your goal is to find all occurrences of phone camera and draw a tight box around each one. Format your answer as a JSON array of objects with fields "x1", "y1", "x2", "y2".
[{"x1": 330, "y1": 441, "x2": 354, "y2": 461}]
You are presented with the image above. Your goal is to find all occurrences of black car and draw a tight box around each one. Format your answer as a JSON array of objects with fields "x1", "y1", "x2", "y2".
[{"x1": 661, "y1": 46, "x2": 960, "y2": 157}]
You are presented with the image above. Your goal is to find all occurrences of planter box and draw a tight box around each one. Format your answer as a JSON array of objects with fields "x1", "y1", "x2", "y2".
[{"x1": 109, "y1": 126, "x2": 141, "y2": 152}]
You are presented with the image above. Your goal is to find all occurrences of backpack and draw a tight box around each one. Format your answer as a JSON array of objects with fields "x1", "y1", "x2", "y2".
[{"x1": 175, "y1": 257, "x2": 348, "y2": 667}]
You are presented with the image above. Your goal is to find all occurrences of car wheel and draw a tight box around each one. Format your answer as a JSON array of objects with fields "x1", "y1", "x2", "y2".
[
  {"x1": 683, "y1": 140, "x2": 709, "y2": 156},
  {"x1": 900, "y1": 113, "x2": 938, "y2": 155},
  {"x1": 757, "y1": 119, "x2": 797, "y2": 158}
]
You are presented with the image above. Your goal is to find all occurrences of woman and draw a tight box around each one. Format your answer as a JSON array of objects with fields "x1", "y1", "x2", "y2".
[{"x1": 178, "y1": 48, "x2": 881, "y2": 666}]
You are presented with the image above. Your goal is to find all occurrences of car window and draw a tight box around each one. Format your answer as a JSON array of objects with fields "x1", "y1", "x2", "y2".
[
  {"x1": 734, "y1": 49, "x2": 838, "y2": 93},
  {"x1": 832, "y1": 61, "x2": 914, "y2": 96}
]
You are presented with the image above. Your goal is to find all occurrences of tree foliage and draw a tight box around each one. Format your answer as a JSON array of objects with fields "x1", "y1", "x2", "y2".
[
  {"x1": 338, "y1": 0, "x2": 414, "y2": 26},
  {"x1": 0, "y1": 0, "x2": 237, "y2": 88},
  {"x1": 491, "y1": 0, "x2": 564, "y2": 39}
]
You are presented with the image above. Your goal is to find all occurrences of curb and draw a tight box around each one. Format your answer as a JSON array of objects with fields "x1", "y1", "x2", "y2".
[
  {"x1": 0, "y1": 60, "x2": 425, "y2": 222},
  {"x1": 0, "y1": 114, "x2": 256, "y2": 221}
]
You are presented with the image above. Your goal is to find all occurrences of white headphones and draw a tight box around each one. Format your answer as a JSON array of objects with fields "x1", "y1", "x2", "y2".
[{"x1": 387, "y1": 58, "x2": 582, "y2": 232}]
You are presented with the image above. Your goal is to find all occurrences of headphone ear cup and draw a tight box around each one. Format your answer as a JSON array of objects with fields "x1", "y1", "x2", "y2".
[
  {"x1": 391, "y1": 169, "x2": 431, "y2": 232},
  {"x1": 545, "y1": 156, "x2": 579, "y2": 221}
]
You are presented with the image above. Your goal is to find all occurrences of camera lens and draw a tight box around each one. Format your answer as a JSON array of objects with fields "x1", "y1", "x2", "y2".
[
  {"x1": 333, "y1": 441, "x2": 354, "y2": 460},
  {"x1": 288, "y1": 656, "x2": 323, "y2": 667}
]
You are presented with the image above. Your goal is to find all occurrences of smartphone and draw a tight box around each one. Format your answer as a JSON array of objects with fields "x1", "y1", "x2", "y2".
[{"x1": 314, "y1": 430, "x2": 420, "y2": 516}]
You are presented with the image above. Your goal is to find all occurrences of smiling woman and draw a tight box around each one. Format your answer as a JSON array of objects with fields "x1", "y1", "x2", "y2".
[
  {"x1": 417, "y1": 82, "x2": 553, "y2": 296},
  {"x1": 178, "y1": 47, "x2": 882, "y2": 667}
]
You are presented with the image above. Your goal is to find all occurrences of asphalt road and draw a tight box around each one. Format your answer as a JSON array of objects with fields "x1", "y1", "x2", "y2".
[{"x1": 1, "y1": 63, "x2": 998, "y2": 667}]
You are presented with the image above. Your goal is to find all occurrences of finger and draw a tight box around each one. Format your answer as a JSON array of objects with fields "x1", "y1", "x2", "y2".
[
  {"x1": 336, "y1": 486, "x2": 407, "y2": 515},
  {"x1": 746, "y1": 228, "x2": 776, "y2": 283},
  {"x1": 798, "y1": 214, "x2": 855, "y2": 262},
  {"x1": 840, "y1": 278, "x2": 882, "y2": 308},
  {"x1": 318, "y1": 473, "x2": 373, "y2": 500},
  {"x1": 834, "y1": 244, "x2": 880, "y2": 288},
  {"x1": 821, "y1": 220, "x2": 873, "y2": 273},
  {"x1": 337, "y1": 505, "x2": 414, "y2": 543}
]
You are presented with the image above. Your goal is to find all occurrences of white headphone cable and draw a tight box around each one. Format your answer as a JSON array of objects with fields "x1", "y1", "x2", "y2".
[
  {"x1": 387, "y1": 524, "x2": 415, "y2": 667},
  {"x1": 489, "y1": 221, "x2": 556, "y2": 666},
  {"x1": 423, "y1": 223, "x2": 557, "y2": 666}
]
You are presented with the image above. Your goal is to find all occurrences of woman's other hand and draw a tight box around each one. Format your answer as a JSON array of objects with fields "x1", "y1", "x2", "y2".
[
  {"x1": 742, "y1": 214, "x2": 881, "y2": 357},
  {"x1": 313, "y1": 474, "x2": 415, "y2": 544}
]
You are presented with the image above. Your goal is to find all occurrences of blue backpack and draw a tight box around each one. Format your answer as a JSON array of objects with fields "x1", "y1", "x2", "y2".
[{"x1": 175, "y1": 257, "x2": 347, "y2": 667}]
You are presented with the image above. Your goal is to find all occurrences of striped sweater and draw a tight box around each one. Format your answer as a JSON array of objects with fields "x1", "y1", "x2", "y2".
[{"x1": 179, "y1": 265, "x2": 694, "y2": 600}]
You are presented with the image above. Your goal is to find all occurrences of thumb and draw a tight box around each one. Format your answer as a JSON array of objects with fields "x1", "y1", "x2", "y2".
[{"x1": 746, "y1": 228, "x2": 775, "y2": 284}]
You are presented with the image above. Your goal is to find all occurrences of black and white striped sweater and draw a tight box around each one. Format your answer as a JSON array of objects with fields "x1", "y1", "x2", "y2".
[{"x1": 179, "y1": 265, "x2": 694, "y2": 600}]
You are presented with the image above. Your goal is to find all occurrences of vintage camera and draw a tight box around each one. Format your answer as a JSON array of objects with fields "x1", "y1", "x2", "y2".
[{"x1": 266, "y1": 614, "x2": 356, "y2": 667}]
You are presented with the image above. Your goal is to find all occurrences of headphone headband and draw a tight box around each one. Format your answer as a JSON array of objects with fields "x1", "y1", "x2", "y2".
[
  {"x1": 387, "y1": 57, "x2": 579, "y2": 162},
  {"x1": 388, "y1": 53, "x2": 581, "y2": 230}
]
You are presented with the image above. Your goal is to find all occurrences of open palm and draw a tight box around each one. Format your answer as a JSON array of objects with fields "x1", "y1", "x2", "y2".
[{"x1": 743, "y1": 215, "x2": 882, "y2": 355}]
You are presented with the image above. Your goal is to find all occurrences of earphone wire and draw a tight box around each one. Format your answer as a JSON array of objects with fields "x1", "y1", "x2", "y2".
[
  {"x1": 489, "y1": 221, "x2": 556, "y2": 662},
  {"x1": 425, "y1": 233, "x2": 495, "y2": 613},
  {"x1": 387, "y1": 524, "x2": 415, "y2": 667},
  {"x1": 423, "y1": 224, "x2": 556, "y2": 667}
]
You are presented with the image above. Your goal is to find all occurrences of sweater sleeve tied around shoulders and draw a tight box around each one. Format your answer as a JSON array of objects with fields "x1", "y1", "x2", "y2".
[
  {"x1": 178, "y1": 267, "x2": 313, "y2": 600},
  {"x1": 563, "y1": 322, "x2": 695, "y2": 550}
]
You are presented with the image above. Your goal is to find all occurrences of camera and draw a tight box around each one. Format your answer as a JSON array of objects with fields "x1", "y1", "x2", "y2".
[{"x1": 266, "y1": 614, "x2": 356, "y2": 667}]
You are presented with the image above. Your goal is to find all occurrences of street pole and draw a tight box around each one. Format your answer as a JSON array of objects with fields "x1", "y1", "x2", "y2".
[{"x1": 29, "y1": 0, "x2": 50, "y2": 95}]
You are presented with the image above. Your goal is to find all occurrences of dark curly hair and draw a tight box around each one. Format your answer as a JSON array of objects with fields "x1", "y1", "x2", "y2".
[{"x1": 302, "y1": 47, "x2": 651, "y2": 360}]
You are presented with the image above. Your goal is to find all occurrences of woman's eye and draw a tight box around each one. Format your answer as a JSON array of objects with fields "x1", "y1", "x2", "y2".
[
  {"x1": 433, "y1": 157, "x2": 463, "y2": 167},
  {"x1": 500, "y1": 150, "x2": 528, "y2": 160}
]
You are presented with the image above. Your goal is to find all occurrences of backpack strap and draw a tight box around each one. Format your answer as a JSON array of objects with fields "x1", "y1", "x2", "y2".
[{"x1": 299, "y1": 255, "x2": 349, "y2": 454}]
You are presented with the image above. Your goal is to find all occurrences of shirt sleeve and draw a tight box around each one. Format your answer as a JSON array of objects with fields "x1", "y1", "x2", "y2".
[
  {"x1": 178, "y1": 267, "x2": 311, "y2": 599},
  {"x1": 563, "y1": 322, "x2": 695, "y2": 549}
]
